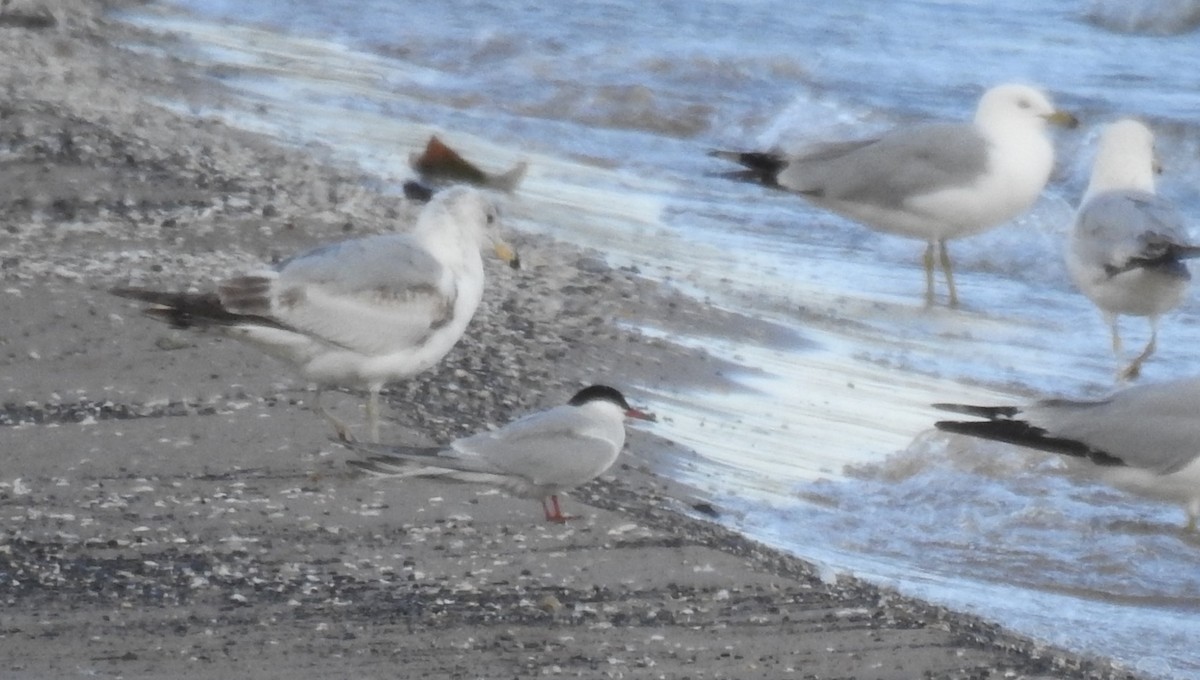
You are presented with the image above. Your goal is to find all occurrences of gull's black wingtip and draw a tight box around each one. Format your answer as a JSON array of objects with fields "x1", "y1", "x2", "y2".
[{"x1": 931, "y1": 403, "x2": 1020, "y2": 419}]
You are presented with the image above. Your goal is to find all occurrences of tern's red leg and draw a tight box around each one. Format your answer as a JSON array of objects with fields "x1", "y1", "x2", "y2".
[{"x1": 543, "y1": 495, "x2": 576, "y2": 523}]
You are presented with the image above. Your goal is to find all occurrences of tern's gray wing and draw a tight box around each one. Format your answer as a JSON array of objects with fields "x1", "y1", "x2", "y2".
[
  {"x1": 342, "y1": 441, "x2": 514, "y2": 489},
  {"x1": 1026, "y1": 377, "x2": 1200, "y2": 475},
  {"x1": 1072, "y1": 190, "x2": 1191, "y2": 274},
  {"x1": 220, "y1": 233, "x2": 455, "y2": 355},
  {"x1": 777, "y1": 122, "x2": 990, "y2": 209},
  {"x1": 447, "y1": 405, "x2": 620, "y2": 487}
]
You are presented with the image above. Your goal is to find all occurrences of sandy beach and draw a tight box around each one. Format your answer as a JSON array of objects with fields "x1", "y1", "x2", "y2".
[{"x1": 0, "y1": 2, "x2": 1140, "y2": 678}]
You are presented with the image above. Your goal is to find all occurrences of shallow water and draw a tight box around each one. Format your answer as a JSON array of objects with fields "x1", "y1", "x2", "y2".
[{"x1": 131, "y1": 1, "x2": 1200, "y2": 676}]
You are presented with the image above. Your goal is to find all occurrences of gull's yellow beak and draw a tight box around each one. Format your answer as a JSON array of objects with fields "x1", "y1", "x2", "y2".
[
  {"x1": 494, "y1": 241, "x2": 520, "y2": 270},
  {"x1": 1043, "y1": 110, "x2": 1079, "y2": 129}
]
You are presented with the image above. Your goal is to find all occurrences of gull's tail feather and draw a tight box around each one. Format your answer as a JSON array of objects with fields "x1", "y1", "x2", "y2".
[
  {"x1": 111, "y1": 287, "x2": 235, "y2": 329},
  {"x1": 1108, "y1": 243, "x2": 1200, "y2": 277},
  {"x1": 218, "y1": 276, "x2": 273, "y2": 315},
  {"x1": 931, "y1": 403, "x2": 1020, "y2": 419},
  {"x1": 110, "y1": 284, "x2": 292, "y2": 333},
  {"x1": 708, "y1": 149, "x2": 785, "y2": 187},
  {"x1": 1169, "y1": 244, "x2": 1200, "y2": 260},
  {"x1": 935, "y1": 417, "x2": 1126, "y2": 467}
]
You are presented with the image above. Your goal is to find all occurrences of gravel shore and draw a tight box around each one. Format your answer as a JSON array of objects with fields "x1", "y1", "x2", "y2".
[{"x1": 1, "y1": 2, "x2": 1138, "y2": 678}]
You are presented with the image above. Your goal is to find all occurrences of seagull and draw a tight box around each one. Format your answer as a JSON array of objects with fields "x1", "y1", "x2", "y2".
[
  {"x1": 1067, "y1": 119, "x2": 1200, "y2": 381},
  {"x1": 934, "y1": 377, "x2": 1200, "y2": 531},
  {"x1": 111, "y1": 186, "x2": 519, "y2": 443},
  {"x1": 712, "y1": 83, "x2": 1078, "y2": 307},
  {"x1": 342, "y1": 384, "x2": 655, "y2": 523}
]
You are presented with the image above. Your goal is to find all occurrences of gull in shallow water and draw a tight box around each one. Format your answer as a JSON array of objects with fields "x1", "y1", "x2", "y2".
[
  {"x1": 342, "y1": 385, "x2": 655, "y2": 523},
  {"x1": 712, "y1": 83, "x2": 1078, "y2": 307},
  {"x1": 112, "y1": 186, "x2": 519, "y2": 443},
  {"x1": 934, "y1": 377, "x2": 1200, "y2": 531},
  {"x1": 1067, "y1": 119, "x2": 1200, "y2": 381}
]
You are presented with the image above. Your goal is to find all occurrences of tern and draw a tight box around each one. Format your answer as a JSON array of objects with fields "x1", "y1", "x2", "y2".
[{"x1": 343, "y1": 384, "x2": 654, "y2": 523}]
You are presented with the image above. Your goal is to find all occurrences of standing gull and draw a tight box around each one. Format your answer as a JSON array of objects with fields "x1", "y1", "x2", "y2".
[
  {"x1": 112, "y1": 186, "x2": 519, "y2": 443},
  {"x1": 342, "y1": 385, "x2": 655, "y2": 523},
  {"x1": 934, "y1": 377, "x2": 1200, "y2": 531},
  {"x1": 1067, "y1": 119, "x2": 1200, "y2": 381},
  {"x1": 712, "y1": 83, "x2": 1078, "y2": 307}
]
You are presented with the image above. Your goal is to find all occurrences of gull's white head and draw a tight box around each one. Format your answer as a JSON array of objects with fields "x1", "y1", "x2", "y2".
[
  {"x1": 418, "y1": 186, "x2": 519, "y2": 268},
  {"x1": 974, "y1": 83, "x2": 1078, "y2": 134},
  {"x1": 1084, "y1": 118, "x2": 1158, "y2": 199}
]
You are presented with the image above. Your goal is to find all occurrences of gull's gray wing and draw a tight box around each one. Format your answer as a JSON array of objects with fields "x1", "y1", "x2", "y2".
[
  {"x1": 275, "y1": 233, "x2": 447, "y2": 293},
  {"x1": 219, "y1": 232, "x2": 456, "y2": 355},
  {"x1": 777, "y1": 122, "x2": 990, "y2": 209},
  {"x1": 1072, "y1": 190, "x2": 1193, "y2": 275},
  {"x1": 1026, "y1": 377, "x2": 1200, "y2": 475}
]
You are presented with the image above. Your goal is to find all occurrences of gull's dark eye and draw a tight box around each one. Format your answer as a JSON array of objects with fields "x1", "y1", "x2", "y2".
[{"x1": 1017, "y1": 98, "x2": 1032, "y2": 109}]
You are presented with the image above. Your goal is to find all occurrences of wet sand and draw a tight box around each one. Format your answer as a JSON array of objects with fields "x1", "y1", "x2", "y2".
[{"x1": 0, "y1": 2, "x2": 1137, "y2": 678}]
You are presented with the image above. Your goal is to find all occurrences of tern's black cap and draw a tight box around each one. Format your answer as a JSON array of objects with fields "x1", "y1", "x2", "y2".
[{"x1": 568, "y1": 384, "x2": 631, "y2": 410}]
